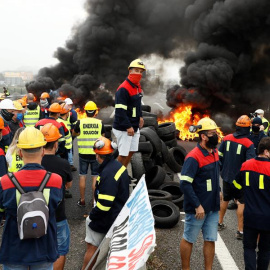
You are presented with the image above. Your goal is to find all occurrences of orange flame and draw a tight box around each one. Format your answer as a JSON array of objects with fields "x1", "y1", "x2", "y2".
[
  {"x1": 158, "y1": 105, "x2": 223, "y2": 141},
  {"x1": 75, "y1": 108, "x2": 87, "y2": 120}
]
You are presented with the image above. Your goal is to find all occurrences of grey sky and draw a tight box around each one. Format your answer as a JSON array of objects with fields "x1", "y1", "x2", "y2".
[{"x1": 0, "y1": 0, "x2": 87, "y2": 73}]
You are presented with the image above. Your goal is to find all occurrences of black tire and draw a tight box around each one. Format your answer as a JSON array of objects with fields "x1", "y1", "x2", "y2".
[
  {"x1": 154, "y1": 153, "x2": 163, "y2": 166},
  {"x1": 161, "y1": 140, "x2": 170, "y2": 164},
  {"x1": 143, "y1": 116, "x2": 158, "y2": 130},
  {"x1": 157, "y1": 122, "x2": 176, "y2": 136},
  {"x1": 166, "y1": 147, "x2": 185, "y2": 173},
  {"x1": 159, "y1": 181, "x2": 184, "y2": 209},
  {"x1": 174, "y1": 145, "x2": 188, "y2": 157},
  {"x1": 139, "y1": 134, "x2": 147, "y2": 142},
  {"x1": 148, "y1": 189, "x2": 172, "y2": 201},
  {"x1": 140, "y1": 127, "x2": 162, "y2": 155},
  {"x1": 104, "y1": 124, "x2": 112, "y2": 131},
  {"x1": 131, "y1": 152, "x2": 145, "y2": 181},
  {"x1": 145, "y1": 165, "x2": 166, "y2": 189},
  {"x1": 151, "y1": 200, "x2": 180, "y2": 228},
  {"x1": 164, "y1": 174, "x2": 173, "y2": 182},
  {"x1": 165, "y1": 138, "x2": 177, "y2": 148},
  {"x1": 104, "y1": 130, "x2": 111, "y2": 139},
  {"x1": 159, "y1": 132, "x2": 176, "y2": 141},
  {"x1": 166, "y1": 172, "x2": 174, "y2": 180},
  {"x1": 143, "y1": 159, "x2": 155, "y2": 171},
  {"x1": 141, "y1": 105, "x2": 151, "y2": 113},
  {"x1": 142, "y1": 111, "x2": 157, "y2": 118},
  {"x1": 175, "y1": 129, "x2": 180, "y2": 140},
  {"x1": 138, "y1": 141, "x2": 153, "y2": 154}
]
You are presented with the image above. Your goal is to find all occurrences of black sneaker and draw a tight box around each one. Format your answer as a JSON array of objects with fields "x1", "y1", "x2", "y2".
[
  {"x1": 65, "y1": 190, "x2": 72, "y2": 199},
  {"x1": 227, "y1": 200, "x2": 238, "y2": 210},
  {"x1": 77, "y1": 199, "x2": 86, "y2": 207},
  {"x1": 236, "y1": 231, "x2": 243, "y2": 240},
  {"x1": 218, "y1": 223, "x2": 226, "y2": 231},
  {"x1": 70, "y1": 165, "x2": 77, "y2": 171}
]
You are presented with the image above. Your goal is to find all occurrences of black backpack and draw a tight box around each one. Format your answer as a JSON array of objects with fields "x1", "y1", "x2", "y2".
[{"x1": 8, "y1": 172, "x2": 51, "y2": 240}]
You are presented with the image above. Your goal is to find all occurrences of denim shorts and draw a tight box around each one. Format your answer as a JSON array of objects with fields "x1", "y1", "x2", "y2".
[
  {"x1": 85, "y1": 216, "x2": 105, "y2": 247},
  {"x1": 183, "y1": 211, "x2": 219, "y2": 244},
  {"x1": 3, "y1": 262, "x2": 53, "y2": 270},
  {"x1": 56, "y1": 219, "x2": 70, "y2": 256},
  {"x1": 79, "y1": 156, "x2": 99, "y2": 176}
]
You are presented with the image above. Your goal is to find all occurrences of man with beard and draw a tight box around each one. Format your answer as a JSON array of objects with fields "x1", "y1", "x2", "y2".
[
  {"x1": 218, "y1": 115, "x2": 256, "y2": 240},
  {"x1": 24, "y1": 93, "x2": 41, "y2": 127},
  {"x1": 112, "y1": 59, "x2": 145, "y2": 167},
  {"x1": 180, "y1": 118, "x2": 221, "y2": 270}
]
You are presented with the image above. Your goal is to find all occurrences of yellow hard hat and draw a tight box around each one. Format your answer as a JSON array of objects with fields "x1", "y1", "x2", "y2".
[
  {"x1": 128, "y1": 58, "x2": 146, "y2": 70},
  {"x1": 189, "y1": 117, "x2": 219, "y2": 133},
  {"x1": 13, "y1": 100, "x2": 23, "y2": 111},
  {"x1": 84, "y1": 101, "x2": 98, "y2": 111},
  {"x1": 17, "y1": 127, "x2": 47, "y2": 149}
]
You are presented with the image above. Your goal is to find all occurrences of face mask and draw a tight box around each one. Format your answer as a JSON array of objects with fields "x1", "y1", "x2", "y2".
[
  {"x1": 252, "y1": 125, "x2": 260, "y2": 133},
  {"x1": 16, "y1": 113, "x2": 23, "y2": 121},
  {"x1": 40, "y1": 99, "x2": 49, "y2": 107},
  {"x1": 206, "y1": 134, "x2": 219, "y2": 149},
  {"x1": 128, "y1": 73, "x2": 142, "y2": 85},
  {"x1": 1, "y1": 109, "x2": 14, "y2": 121}
]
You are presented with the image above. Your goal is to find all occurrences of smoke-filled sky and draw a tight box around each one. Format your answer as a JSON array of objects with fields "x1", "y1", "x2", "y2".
[{"x1": 0, "y1": 0, "x2": 87, "y2": 72}]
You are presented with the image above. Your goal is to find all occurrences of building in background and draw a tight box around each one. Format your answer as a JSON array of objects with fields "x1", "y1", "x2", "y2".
[{"x1": 3, "y1": 71, "x2": 33, "y2": 86}]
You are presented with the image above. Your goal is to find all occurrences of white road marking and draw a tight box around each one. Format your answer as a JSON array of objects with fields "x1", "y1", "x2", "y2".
[
  {"x1": 216, "y1": 233, "x2": 239, "y2": 270},
  {"x1": 153, "y1": 102, "x2": 164, "y2": 109}
]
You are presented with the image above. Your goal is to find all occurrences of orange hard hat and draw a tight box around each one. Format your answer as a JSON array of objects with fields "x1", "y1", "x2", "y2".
[
  {"x1": 93, "y1": 137, "x2": 117, "y2": 155},
  {"x1": 18, "y1": 98, "x2": 27, "y2": 107},
  {"x1": 41, "y1": 123, "x2": 62, "y2": 142},
  {"x1": 49, "y1": 103, "x2": 62, "y2": 113},
  {"x1": 0, "y1": 117, "x2": 4, "y2": 129},
  {"x1": 40, "y1": 92, "x2": 50, "y2": 99},
  {"x1": 236, "y1": 115, "x2": 251, "y2": 127},
  {"x1": 60, "y1": 103, "x2": 71, "y2": 114}
]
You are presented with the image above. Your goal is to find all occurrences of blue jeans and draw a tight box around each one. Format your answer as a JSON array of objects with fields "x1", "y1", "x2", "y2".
[
  {"x1": 79, "y1": 156, "x2": 99, "y2": 176},
  {"x1": 183, "y1": 211, "x2": 219, "y2": 243},
  {"x1": 243, "y1": 226, "x2": 270, "y2": 270},
  {"x1": 3, "y1": 262, "x2": 53, "y2": 270},
  {"x1": 67, "y1": 149, "x2": 73, "y2": 165},
  {"x1": 57, "y1": 219, "x2": 70, "y2": 256}
]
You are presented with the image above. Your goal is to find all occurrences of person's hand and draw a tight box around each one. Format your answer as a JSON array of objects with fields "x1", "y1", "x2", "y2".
[
  {"x1": 139, "y1": 117, "x2": 144, "y2": 129},
  {"x1": 260, "y1": 125, "x2": 264, "y2": 131},
  {"x1": 127, "y1": 127, "x2": 134, "y2": 136},
  {"x1": 195, "y1": 205, "x2": 205, "y2": 219}
]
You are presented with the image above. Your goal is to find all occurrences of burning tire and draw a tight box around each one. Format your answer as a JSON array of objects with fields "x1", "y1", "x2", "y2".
[
  {"x1": 140, "y1": 127, "x2": 162, "y2": 156},
  {"x1": 166, "y1": 147, "x2": 185, "y2": 173},
  {"x1": 141, "y1": 105, "x2": 151, "y2": 113},
  {"x1": 159, "y1": 181, "x2": 184, "y2": 209},
  {"x1": 165, "y1": 138, "x2": 177, "y2": 148},
  {"x1": 145, "y1": 165, "x2": 166, "y2": 189},
  {"x1": 157, "y1": 122, "x2": 176, "y2": 136},
  {"x1": 148, "y1": 189, "x2": 172, "y2": 201},
  {"x1": 131, "y1": 152, "x2": 145, "y2": 181},
  {"x1": 151, "y1": 200, "x2": 180, "y2": 228}
]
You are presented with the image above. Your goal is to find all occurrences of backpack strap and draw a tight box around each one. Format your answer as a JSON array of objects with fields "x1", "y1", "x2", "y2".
[
  {"x1": 38, "y1": 172, "x2": 52, "y2": 192},
  {"x1": 7, "y1": 172, "x2": 25, "y2": 194}
]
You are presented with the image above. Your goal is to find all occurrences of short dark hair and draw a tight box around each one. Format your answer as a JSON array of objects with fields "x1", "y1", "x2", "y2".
[
  {"x1": 86, "y1": 110, "x2": 96, "y2": 117},
  {"x1": 258, "y1": 137, "x2": 270, "y2": 155},
  {"x1": 44, "y1": 141, "x2": 57, "y2": 150},
  {"x1": 198, "y1": 131, "x2": 206, "y2": 142},
  {"x1": 49, "y1": 112, "x2": 59, "y2": 117},
  {"x1": 98, "y1": 153, "x2": 112, "y2": 160},
  {"x1": 21, "y1": 147, "x2": 41, "y2": 153}
]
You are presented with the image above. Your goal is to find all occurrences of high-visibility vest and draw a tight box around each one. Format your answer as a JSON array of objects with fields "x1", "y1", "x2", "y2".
[
  {"x1": 57, "y1": 118, "x2": 72, "y2": 150},
  {"x1": 66, "y1": 113, "x2": 71, "y2": 130},
  {"x1": 24, "y1": 105, "x2": 40, "y2": 127},
  {"x1": 77, "y1": 118, "x2": 102, "y2": 155},
  {"x1": 8, "y1": 152, "x2": 24, "y2": 172},
  {"x1": 262, "y1": 117, "x2": 269, "y2": 134}
]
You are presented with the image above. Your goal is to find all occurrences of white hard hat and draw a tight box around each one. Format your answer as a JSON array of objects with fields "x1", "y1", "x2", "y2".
[
  {"x1": 64, "y1": 98, "x2": 73, "y2": 105},
  {"x1": 255, "y1": 109, "x2": 264, "y2": 115},
  {"x1": 0, "y1": 99, "x2": 16, "y2": 110}
]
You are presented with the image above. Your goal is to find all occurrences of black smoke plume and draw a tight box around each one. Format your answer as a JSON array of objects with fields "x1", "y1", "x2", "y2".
[{"x1": 25, "y1": 77, "x2": 55, "y2": 99}]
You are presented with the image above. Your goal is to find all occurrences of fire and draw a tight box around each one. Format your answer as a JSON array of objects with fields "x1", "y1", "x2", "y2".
[
  {"x1": 158, "y1": 105, "x2": 223, "y2": 141},
  {"x1": 75, "y1": 108, "x2": 87, "y2": 120}
]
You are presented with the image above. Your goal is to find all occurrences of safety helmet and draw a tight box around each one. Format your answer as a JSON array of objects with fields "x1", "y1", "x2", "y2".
[
  {"x1": 84, "y1": 101, "x2": 98, "y2": 111},
  {"x1": 236, "y1": 115, "x2": 251, "y2": 127},
  {"x1": 49, "y1": 102, "x2": 62, "y2": 113},
  {"x1": 65, "y1": 98, "x2": 73, "y2": 105},
  {"x1": 40, "y1": 92, "x2": 50, "y2": 99},
  {"x1": 93, "y1": 137, "x2": 117, "y2": 155},
  {"x1": 60, "y1": 103, "x2": 71, "y2": 114},
  {"x1": 13, "y1": 101, "x2": 23, "y2": 111},
  {"x1": 255, "y1": 109, "x2": 264, "y2": 115},
  {"x1": 189, "y1": 117, "x2": 219, "y2": 133},
  {"x1": 0, "y1": 99, "x2": 16, "y2": 110},
  {"x1": 41, "y1": 123, "x2": 62, "y2": 142},
  {"x1": 0, "y1": 117, "x2": 4, "y2": 129},
  {"x1": 128, "y1": 58, "x2": 146, "y2": 70},
  {"x1": 17, "y1": 127, "x2": 46, "y2": 149},
  {"x1": 18, "y1": 98, "x2": 27, "y2": 107}
]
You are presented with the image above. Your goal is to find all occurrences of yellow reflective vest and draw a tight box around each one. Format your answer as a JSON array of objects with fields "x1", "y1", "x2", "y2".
[
  {"x1": 57, "y1": 118, "x2": 72, "y2": 150},
  {"x1": 8, "y1": 152, "x2": 24, "y2": 172},
  {"x1": 24, "y1": 105, "x2": 40, "y2": 127},
  {"x1": 262, "y1": 117, "x2": 269, "y2": 134},
  {"x1": 77, "y1": 118, "x2": 102, "y2": 155}
]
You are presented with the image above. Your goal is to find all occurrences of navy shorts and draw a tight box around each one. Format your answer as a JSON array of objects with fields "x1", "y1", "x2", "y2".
[
  {"x1": 79, "y1": 156, "x2": 99, "y2": 176},
  {"x1": 223, "y1": 180, "x2": 244, "y2": 203},
  {"x1": 56, "y1": 219, "x2": 70, "y2": 256}
]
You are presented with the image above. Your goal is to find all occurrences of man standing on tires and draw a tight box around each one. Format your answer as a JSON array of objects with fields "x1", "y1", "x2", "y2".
[
  {"x1": 112, "y1": 59, "x2": 145, "y2": 167},
  {"x1": 180, "y1": 118, "x2": 221, "y2": 270}
]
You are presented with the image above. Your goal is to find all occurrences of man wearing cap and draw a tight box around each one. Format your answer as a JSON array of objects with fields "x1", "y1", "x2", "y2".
[
  {"x1": 0, "y1": 127, "x2": 62, "y2": 269},
  {"x1": 0, "y1": 117, "x2": 8, "y2": 177},
  {"x1": 249, "y1": 117, "x2": 267, "y2": 154},
  {"x1": 0, "y1": 99, "x2": 16, "y2": 152},
  {"x1": 35, "y1": 102, "x2": 68, "y2": 157},
  {"x1": 73, "y1": 101, "x2": 105, "y2": 207},
  {"x1": 40, "y1": 92, "x2": 51, "y2": 119},
  {"x1": 24, "y1": 93, "x2": 41, "y2": 127},
  {"x1": 112, "y1": 59, "x2": 145, "y2": 167},
  {"x1": 8, "y1": 100, "x2": 25, "y2": 137},
  {"x1": 180, "y1": 118, "x2": 221, "y2": 270},
  {"x1": 41, "y1": 123, "x2": 73, "y2": 270},
  {"x1": 81, "y1": 137, "x2": 129, "y2": 270}
]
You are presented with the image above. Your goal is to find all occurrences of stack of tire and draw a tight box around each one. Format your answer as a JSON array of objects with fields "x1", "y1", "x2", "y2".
[{"x1": 130, "y1": 105, "x2": 187, "y2": 229}]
